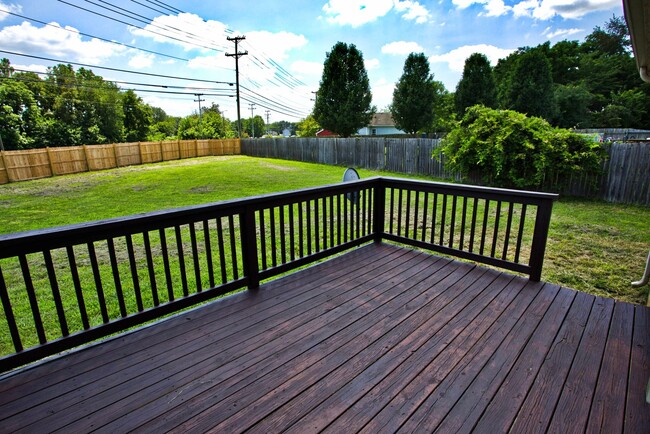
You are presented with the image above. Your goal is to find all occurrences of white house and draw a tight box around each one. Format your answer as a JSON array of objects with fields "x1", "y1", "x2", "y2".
[{"x1": 357, "y1": 112, "x2": 405, "y2": 136}]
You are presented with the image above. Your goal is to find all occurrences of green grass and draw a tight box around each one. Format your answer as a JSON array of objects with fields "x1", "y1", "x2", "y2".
[{"x1": 1, "y1": 154, "x2": 648, "y2": 309}]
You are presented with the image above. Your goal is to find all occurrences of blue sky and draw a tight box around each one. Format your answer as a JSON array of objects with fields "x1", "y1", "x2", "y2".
[{"x1": 0, "y1": 0, "x2": 624, "y2": 122}]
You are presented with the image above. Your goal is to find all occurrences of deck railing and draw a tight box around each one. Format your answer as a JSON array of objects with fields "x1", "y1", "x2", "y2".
[{"x1": 0, "y1": 177, "x2": 556, "y2": 372}]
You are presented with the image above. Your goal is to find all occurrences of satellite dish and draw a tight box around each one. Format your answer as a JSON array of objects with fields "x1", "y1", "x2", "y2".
[{"x1": 343, "y1": 167, "x2": 360, "y2": 205}]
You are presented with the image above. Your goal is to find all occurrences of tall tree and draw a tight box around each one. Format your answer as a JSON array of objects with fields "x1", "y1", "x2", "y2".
[
  {"x1": 505, "y1": 50, "x2": 556, "y2": 120},
  {"x1": 313, "y1": 42, "x2": 375, "y2": 137},
  {"x1": 390, "y1": 53, "x2": 436, "y2": 134},
  {"x1": 455, "y1": 53, "x2": 497, "y2": 116},
  {"x1": 122, "y1": 90, "x2": 152, "y2": 142}
]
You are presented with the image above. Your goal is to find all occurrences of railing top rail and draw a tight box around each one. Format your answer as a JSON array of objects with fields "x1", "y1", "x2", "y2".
[{"x1": 379, "y1": 177, "x2": 559, "y2": 203}]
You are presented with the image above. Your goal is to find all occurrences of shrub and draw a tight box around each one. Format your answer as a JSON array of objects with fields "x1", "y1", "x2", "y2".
[{"x1": 440, "y1": 105, "x2": 605, "y2": 190}]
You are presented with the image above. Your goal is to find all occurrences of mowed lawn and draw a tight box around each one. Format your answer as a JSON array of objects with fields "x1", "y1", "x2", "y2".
[{"x1": 1, "y1": 155, "x2": 649, "y2": 304}]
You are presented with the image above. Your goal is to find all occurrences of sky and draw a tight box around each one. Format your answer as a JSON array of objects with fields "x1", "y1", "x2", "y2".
[{"x1": 0, "y1": 0, "x2": 625, "y2": 122}]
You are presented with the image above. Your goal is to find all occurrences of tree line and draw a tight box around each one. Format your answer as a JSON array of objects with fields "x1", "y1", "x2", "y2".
[
  {"x1": 306, "y1": 15, "x2": 647, "y2": 138},
  {"x1": 0, "y1": 60, "x2": 299, "y2": 150}
]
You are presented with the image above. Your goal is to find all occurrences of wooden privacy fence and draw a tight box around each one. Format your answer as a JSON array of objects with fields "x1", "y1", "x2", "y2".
[
  {"x1": 0, "y1": 139, "x2": 241, "y2": 184},
  {"x1": 242, "y1": 137, "x2": 650, "y2": 205}
]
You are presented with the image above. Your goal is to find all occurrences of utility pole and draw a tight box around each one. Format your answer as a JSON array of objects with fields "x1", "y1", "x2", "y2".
[
  {"x1": 194, "y1": 93, "x2": 204, "y2": 138},
  {"x1": 265, "y1": 110, "x2": 270, "y2": 135},
  {"x1": 249, "y1": 103, "x2": 256, "y2": 138},
  {"x1": 226, "y1": 36, "x2": 248, "y2": 138}
]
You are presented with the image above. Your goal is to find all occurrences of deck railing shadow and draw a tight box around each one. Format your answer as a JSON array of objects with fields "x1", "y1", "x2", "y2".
[{"x1": 0, "y1": 177, "x2": 557, "y2": 372}]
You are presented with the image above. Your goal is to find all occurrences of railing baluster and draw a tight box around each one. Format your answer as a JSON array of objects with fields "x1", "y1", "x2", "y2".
[
  {"x1": 189, "y1": 223, "x2": 202, "y2": 293},
  {"x1": 107, "y1": 239, "x2": 128, "y2": 317},
  {"x1": 491, "y1": 201, "x2": 502, "y2": 258},
  {"x1": 280, "y1": 205, "x2": 287, "y2": 264},
  {"x1": 43, "y1": 250, "x2": 69, "y2": 336},
  {"x1": 0, "y1": 266, "x2": 22, "y2": 351},
  {"x1": 307, "y1": 200, "x2": 312, "y2": 254},
  {"x1": 515, "y1": 204, "x2": 527, "y2": 264},
  {"x1": 366, "y1": 187, "x2": 372, "y2": 236},
  {"x1": 413, "y1": 190, "x2": 420, "y2": 241},
  {"x1": 258, "y1": 210, "x2": 267, "y2": 270},
  {"x1": 421, "y1": 192, "x2": 429, "y2": 242},
  {"x1": 449, "y1": 195, "x2": 457, "y2": 248},
  {"x1": 173, "y1": 227, "x2": 189, "y2": 297},
  {"x1": 329, "y1": 195, "x2": 335, "y2": 248},
  {"x1": 405, "y1": 189, "x2": 411, "y2": 238},
  {"x1": 228, "y1": 214, "x2": 239, "y2": 280},
  {"x1": 19, "y1": 255, "x2": 46, "y2": 344},
  {"x1": 469, "y1": 197, "x2": 478, "y2": 253},
  {"x1": 216, "y1": 218, "x2": 228, "y2": 284},
  {"x1": 314, "y1": 199, "x2": 320, "y2": 253},
  {"x1": 203, "y1": 220, "x2": 215, "y2": 289},
  {"x1": 389, "y1": 188, "x2": 395, "y2": 234},
  {"x1": 270, "y1": 207, "x2": 278, "y2": 266},
  {"x1": 299, "y1": 202, "x2": 304, "y2": 258},
  {"x1": 397, "y1": 189, "x2": 403, "y2": 237},
  {"x1": 88, "y1": 242, "x2": 109, "y2": 323},
  {"x1": 430, "y1": 193, "x2": 438, "y2": 244},
  {"x1": 289, "y1": 204, "x2": 296, "y2": 261},
  {"x1": 66, "y1": 246, "x2": 89, "y2": 329},
  {"x1": 126, "y1": 235, "x2": 144, "y2": 311},
  {"x1": 158, "y1": 229, "x2": 174, "y2": 302},
  {"x1": 502, "y1": 202, "x2": 514, "y2": 261},
  {"x1": 143, "y1": 232, "x2": 160, "y2": 306},
  {"x1": 322, "y1": 197, "x2": 328, "y2": 250},
  {"x1": 337, "y1": 194, "x2": 342, "y2": 245},
  {"x1": 480, "y1": 199, "x2": 490, "y2": 256},
  {"x1": 356, "y1": 189, "x2": 361, "y2": 239},
  {"x1": 459, "y1": 197, "x2": 468, "y2": 251},
  {"x1": 343, "y1": 196, "x2": 348, "y2": 242},
  {"x1": 439, "y1": 194, "x2": 447, "y2": 245}
]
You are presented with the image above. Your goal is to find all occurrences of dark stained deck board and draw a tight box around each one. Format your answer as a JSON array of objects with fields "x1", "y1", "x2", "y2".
[{"x1": 0, "y1": 243, "x2": 648, "y2": 433}]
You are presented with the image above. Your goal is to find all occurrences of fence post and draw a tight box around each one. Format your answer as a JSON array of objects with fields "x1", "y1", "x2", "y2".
[
  {"x1": 529, "y1": 197, "x2": 556, "y2": 281},
  {"x1": 373, "y1": 179, "x2": 385, "y2": 244},
  {"x1": 240, "y1": 205, "x2": 260, "y2": 289}
]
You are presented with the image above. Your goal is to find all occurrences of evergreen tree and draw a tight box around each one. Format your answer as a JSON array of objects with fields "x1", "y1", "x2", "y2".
[
  {"x1": 390, "y1": 53, "x2": 436, "y2": 134},
  {"x1": 313, "y1": 42, "x2": 375, "y2": 137},
  {"x1": 506, "y1": 50, "x2": 556, "y2": 120},
  {"x1": 455, "y1": 53, "x2": 497, "y2": 117}
]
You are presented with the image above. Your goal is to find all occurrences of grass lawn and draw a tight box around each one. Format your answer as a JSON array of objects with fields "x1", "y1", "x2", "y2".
[{"x1": 1, "y1": 155, "x2": 649, "y2": 306}]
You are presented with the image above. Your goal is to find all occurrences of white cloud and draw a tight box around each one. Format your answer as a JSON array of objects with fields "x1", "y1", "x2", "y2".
[
  {"x1": 0, "y1": 21, "x2": 125, "y2": 64},
  {"x1": 455, "y1": 0, "x2": 620, "y2": 20},
  {"x1": 128, "y1": 53, "x2": 155, "y2": 69},
  {"x1": 429, "y1": 44, "x2": 515, "y2": 72},
  {"x1": 0, "y1": 1, "x2": 21, "y2": 22},
  {"x1": 365, "y1": 58, "x2": 381, "y2": 70},
  {"x1": 130, "y1": 12, "x2": 229, "y2": 52},
  {"x1": 481, "y1": 0, "x2": 511, "y2": 17},
  {"x1": 322, "y1": 0, "x2": 394, "y2": 27},
  {"x1": 322, "y1": 0, "x2": 432, "y2": 27},
  {"x1": 12, "y1": 63, "x2": 48, "y2": 74},
  {"x1": 244, "y1": 31, "x2": 308, "y2": 61},
  {"x1": 394, "y1": 1, "x2": 432, "y2": 23},
  {"x1": 543, "y1": 27, "x2": 584, "y2": 39},
  {"x1": 381, "y1": 41, "x2": 425, "y2": 55},
  {"x1": 370, "y1": 77, "x2": 395, "y2": 110}
]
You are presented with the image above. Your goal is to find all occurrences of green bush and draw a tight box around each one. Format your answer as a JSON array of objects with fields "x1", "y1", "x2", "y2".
[{"x1": 440, "y1": 105, "x2": 605, "y2": 190}]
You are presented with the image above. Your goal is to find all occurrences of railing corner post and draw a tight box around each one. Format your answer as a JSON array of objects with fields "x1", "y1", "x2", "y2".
[
  {"x1": 529, "y1": 197, "x2": 555, "y2": 282},
  {"x1": 373, "y1": 179, "x2": 386, "y2": 244},
  {"x1": 241, "y1": 205, "x2": 260, "y2": 289}
]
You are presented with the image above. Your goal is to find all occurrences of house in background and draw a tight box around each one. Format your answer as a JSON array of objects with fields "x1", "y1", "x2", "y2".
[{"x1": 357, "y1": 112, "x2": 405, "y2": 136}]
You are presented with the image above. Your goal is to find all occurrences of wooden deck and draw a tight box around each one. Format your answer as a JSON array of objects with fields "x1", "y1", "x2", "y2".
[{"x1": 0, "y1": 243, "x2": 648, "y2": 433}]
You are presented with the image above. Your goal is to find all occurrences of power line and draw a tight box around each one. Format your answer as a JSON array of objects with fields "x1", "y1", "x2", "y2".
[
  {"x1": 0, "y1": 9, "x2": 190, "y2": 63},
  {"x1": 0, "y1": 50, "x2": 235, "y2": 86}
]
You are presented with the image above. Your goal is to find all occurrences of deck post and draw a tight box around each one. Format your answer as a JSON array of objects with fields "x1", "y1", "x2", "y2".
[
  {"x1": 529, "y1": 197, "x2": 555, "y2": 281},
  {"x1": 373, "y1": 179, "x2": 385, "y2": 244},
  {"x1": 240, "y1": 205, "x2": 260, "y2": 289}
]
